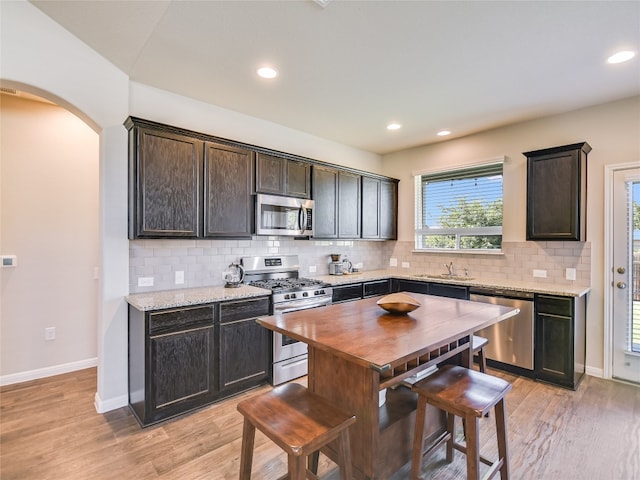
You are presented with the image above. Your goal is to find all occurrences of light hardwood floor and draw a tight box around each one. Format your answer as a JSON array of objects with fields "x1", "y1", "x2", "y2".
[{"x1": 1, "y1": 368, "x2": 638, "y2": 480}]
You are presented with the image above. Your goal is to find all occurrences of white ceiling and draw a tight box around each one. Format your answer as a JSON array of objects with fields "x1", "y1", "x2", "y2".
[{"x1": 31, "y1": 0, "x2": 640, "y2": 154}]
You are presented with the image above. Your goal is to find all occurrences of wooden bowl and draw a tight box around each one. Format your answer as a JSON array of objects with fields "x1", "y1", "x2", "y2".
[{"x1": 376, "y1": 293, "x2": 422, "y2": 314}]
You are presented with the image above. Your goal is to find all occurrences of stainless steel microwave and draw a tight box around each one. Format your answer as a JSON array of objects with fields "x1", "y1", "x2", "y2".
[{"x1": 256, "y1": 194, "x2": 314, "y2": 236}]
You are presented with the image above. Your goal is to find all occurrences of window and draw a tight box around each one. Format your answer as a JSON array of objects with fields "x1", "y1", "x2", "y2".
[{"x1": 415, "y1": 161, "x2": 503, "y2": 251}]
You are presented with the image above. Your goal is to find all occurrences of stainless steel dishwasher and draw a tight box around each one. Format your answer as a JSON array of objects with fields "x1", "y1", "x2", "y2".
[{"x1": 470, "y1": 287, "x2": 535, "y2": 371}]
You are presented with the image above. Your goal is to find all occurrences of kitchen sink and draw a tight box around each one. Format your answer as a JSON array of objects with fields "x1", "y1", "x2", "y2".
[{"x1": 415, "y1": 274, "x2": 475, "y2": 281}]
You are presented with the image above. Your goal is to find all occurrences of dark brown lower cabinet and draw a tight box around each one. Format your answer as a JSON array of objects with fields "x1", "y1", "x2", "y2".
[
  {"x1": 219, "y1": 297, "x2": 270, "y2": 395},
  {"x1": 128, "y1": 296, "x2": 270, "y2": 427},
  {"x1": 332, "y1": 282, "x2": 363, "y2": 303},
  {"x1": 534, "y1": 294, "x2": 586, "y2": 390}
]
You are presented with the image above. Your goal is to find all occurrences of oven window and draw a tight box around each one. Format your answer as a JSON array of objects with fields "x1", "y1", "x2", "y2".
[{"x1": 281, "y1": 335, "x2": 299, "y2": 346}]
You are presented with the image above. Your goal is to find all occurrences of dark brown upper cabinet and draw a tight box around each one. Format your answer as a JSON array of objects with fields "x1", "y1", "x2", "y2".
[
  {"x1": 338, "y1": 171, "x2": 362, "y2": 239},
  {"x1": 126, "y1": 117, "x2": 253, "y2": 239},
  {"x1": 525, "y1": 142, "x2": 590, "y2": 241},
  {"x1": 127, "y1": 121, "x2": 203, "y2": 238},
  {"x1": 255, "y1": 153, "x2": 311, "y2": 198},
  {"x1": 203, "y1": 142, "x2": 254, "y2": 238},
  {"x1": 362, "y1": 176, "x2": 398, "y2": 240},
  {"x1": 312, "y1": 165, "x2": 339, "y2": 238}
]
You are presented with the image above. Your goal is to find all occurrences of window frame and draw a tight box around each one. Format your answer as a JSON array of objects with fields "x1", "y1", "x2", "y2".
[{"x1": 414, "y1": 159, "x2": 504, "y2": 253}]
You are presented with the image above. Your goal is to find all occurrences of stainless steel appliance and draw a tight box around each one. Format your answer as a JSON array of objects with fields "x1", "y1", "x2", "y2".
[
  {"x1": 255, "y1": 194, "x2": 314, "y2": 237},
  {"x1": 241, "y1": 255, "x2": 332, "y2": 385},
  {"x1": 328, "y1": 262, "x2": 344, "y2": 275},
  {"x1": 222, "y1": 262, "x2": 244, "y2": 288},
  {"x1": 470, "y1": 287, "x2": 535, "y2": 372}
]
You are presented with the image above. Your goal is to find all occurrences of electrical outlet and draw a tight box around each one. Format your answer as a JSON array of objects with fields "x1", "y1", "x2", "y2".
[
  {"x1": 533, "y1": 269, "x2": 547, "y2": 278},
  {"x1": 175, "y1": 271, "x2": 185, "y2": 285},
  {"x1": 389, "y1": 258, "x2": 398, "y2": 267},
  {"x1": 45, "y1": 327, "x2": 56, "y2": 341},
  {"x1": 309, "y1": 265, "x2": 317, "y2": 273},
  {"x1": 402, "y1": 262, "x2": 410, "y2": 268},
  {"x1": 138, "y1": 277, "x2": 154, "y2": 287},
  {"x1": 565, "y1": 268, "x2": 576, "y2": 280}
]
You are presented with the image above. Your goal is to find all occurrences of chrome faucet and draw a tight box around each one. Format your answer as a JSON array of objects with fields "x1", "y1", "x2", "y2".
[{"x1": 444, "y1": 262, "x2": 455, "y2": 276}]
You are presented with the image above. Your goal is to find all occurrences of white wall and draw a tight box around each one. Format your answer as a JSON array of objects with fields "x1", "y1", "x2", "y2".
[
  {"x1": 382, "y1": 95, "x2": 640, "y2": 374},
  {"x1": 0, "y1": 94, "x2": 99, "y2": 380},
  {"x1": 128, "y1": 82, "x2": 383, "y2": 173}
]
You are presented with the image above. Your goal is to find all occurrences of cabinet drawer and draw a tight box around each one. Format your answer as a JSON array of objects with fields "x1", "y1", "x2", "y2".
[
  {"x1": 149, "y1": 306, "x2": 214, "y2": 335},
  {"x1": 429, "y1": 283, "x2": 468, "y2": 300},
  {"x1": 536, "y1": 295, "x2": 572, "y2": 317},
  {"x1": 220, "y1": 297, "x2": 270, "y2": 324},
  {"x1": 332, "y1": 283, "x2": 363, "y2": 303},
  {"x1": 363, "y1": 279, "x2": 392, "y2": 297}
]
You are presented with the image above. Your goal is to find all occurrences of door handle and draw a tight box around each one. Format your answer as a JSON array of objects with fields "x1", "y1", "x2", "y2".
[{"x1": 616, "y1": 282, "x2": 627, "y2": 289}]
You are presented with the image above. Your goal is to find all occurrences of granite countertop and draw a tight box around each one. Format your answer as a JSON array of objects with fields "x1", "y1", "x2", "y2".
[
  {"x1": 127, "y1": 268, "x2": 590, "y2": 312},
  {"x1": 314, "y1": 269, "x2": 591, "y2": 298},
  {"x1": 126, "y1": 284, "x2": 271, "y2": 311}
]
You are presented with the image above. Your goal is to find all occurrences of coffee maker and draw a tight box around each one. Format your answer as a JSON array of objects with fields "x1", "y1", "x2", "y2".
[{"x1": 328, "y1": 254, "x2": 343, "y2": 275}]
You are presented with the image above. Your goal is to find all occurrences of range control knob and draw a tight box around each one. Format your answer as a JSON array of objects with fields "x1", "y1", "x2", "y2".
[
  {"x1": 302, "y1": 292, "x2": 309, "y2": 297},
  {"x1": 290, "y1": 293, "x2": 297, "y2": 299}
]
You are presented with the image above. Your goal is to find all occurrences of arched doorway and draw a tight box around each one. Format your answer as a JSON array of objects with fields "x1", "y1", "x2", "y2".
[{"x1": 0, "y1": 87, "x2": 100, "y2": 384}]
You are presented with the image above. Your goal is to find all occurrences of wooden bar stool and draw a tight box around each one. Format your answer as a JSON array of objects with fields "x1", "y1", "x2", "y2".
[
  {"x1": 410, "y1": 365, "x2": 512, "y2": 480},
  {"x1": 237, "y1": 382, "x2": 356, "y2": 480},
  {"x1": 472, "y1": 335, "x2": 488, "y2": 373}
]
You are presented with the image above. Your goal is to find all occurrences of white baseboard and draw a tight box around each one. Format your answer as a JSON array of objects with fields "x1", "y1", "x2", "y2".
[
  {"x1": 585, "y1": 365, "x2": 604, "y2": 378},
  {"x1": 0, "y1": 357, "x2": 98, "y2": 386},
  {"x1": 94, "y1": 391, "x2": 128, "y2": 414}
]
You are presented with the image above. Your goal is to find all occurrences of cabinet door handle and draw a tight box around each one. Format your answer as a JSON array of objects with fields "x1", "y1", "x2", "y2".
[
  {"x1": 616, "y1": 266, "x2": 626, "y2": 274},
  {"x1": 616, "y1": 282, "x2": 627, "y2": 289}
]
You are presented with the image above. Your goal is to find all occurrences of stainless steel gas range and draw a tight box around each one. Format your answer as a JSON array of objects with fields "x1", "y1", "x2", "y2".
[{"x1": 241, "y1": 255, "x2": 332, "y2": 385}]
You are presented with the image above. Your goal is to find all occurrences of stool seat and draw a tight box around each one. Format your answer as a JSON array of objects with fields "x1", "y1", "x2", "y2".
[
  {"x1": 237, "y1": 383, "x2": 356, "y2": 480},
  {"x1": 414, "y1": 362, "x2": 510, "y2": 418},
  {"x1": 411, "y1": 365, "x2": 512, "y2": 480}
]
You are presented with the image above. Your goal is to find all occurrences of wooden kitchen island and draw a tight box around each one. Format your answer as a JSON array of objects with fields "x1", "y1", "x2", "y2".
[{"x1": 256, "y1": 293, "x2": 519, "y2": 480}]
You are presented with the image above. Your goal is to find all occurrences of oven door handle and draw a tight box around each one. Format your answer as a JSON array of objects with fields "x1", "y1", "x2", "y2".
[{"x1": 274, "y1": 297, "x2": 331, "y2": 314}]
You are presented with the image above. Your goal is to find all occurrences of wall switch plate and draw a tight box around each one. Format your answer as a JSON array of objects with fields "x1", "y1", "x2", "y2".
[
  {"x1": 389, "y1": 258, "x2": 398, "y2": 267},
  {"x1": 565, "y1": 268, "x2": 577, "y2": 280},
  {"x1": 309, "y1": 265, "x2": 317, "y2": 273},
  {"x1": 402, "y1": 262, "x2": 410, "y2": 268},
  {"x1": 138, "y1": 277, "x2": 154, "y2": 287},
  {"x1": 533, "y1": 269, "x2": 547, "y2": 278},
  {"x1": 1, "y1": 255, "x2": 17, "y2": 267},
  {"x1": 175, "y1": 271, "x2": 185, "y2": 284},
  {"x1": 45, "y1": 327, "x2": 56, "y2": 341}
]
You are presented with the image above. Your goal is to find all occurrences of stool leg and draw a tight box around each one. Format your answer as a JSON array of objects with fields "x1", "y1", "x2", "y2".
[
  {"x1": 445, "y1": 413, "x2": 455, "y2": 463},
  {"x1": 288, "y1": 454, "x2": 306, "y2": 480},
  {"x1": 410, "y1": 395, "x2": 429, "y2": 480},
  {"x1": 337, "y1": 428, "x2": 353, "y2": 480},
  {"x1": 464, "y1": 415, "x2": 480, "y2": 480},
  {"x1": 478, "y1": 348, "x2": 487, "y2": 374},
  {"x1": 239, "y1": 418, "x2": 255, "y2": 480},
  {"x1": 495, "y1": 398, "x2": 510, "y2": 480}
]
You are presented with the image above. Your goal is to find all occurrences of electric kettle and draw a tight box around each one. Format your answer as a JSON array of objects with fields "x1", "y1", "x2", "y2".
[{"x1": 224, "y1": 262, "x2": 245, "y2": 288}]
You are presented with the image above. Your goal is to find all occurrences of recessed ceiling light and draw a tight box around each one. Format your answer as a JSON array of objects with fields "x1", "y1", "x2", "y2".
[
  {"x1": 387, "y1": 123, "x2": 402, "y2": 131},
  {"x1": 257, "y1": 67, "x2": 278, "y2": 79},
  {"x1": 607, "y1": 51, "x2": 636, "y2": 64},
  {"x1": 437, "y1": 130, "x2": 451, "y2": 136}
]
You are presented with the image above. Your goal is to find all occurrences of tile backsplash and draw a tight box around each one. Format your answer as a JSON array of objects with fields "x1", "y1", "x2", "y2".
[{"x1": 129, "y1": 238, "x2": 590, "y2": 293}]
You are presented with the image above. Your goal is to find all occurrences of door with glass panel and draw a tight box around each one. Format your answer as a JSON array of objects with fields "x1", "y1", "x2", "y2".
[{"x1": 612, "y1": 167, "x2": 640, "y2": 383}]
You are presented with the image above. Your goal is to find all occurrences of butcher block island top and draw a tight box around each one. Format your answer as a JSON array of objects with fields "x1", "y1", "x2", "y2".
[
  {"x1": 257, "y1": 292, "x2": 519, "y2": 385},
  {"x1": 256, "y1": 293, "x2": 520, "y2": 480}
]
